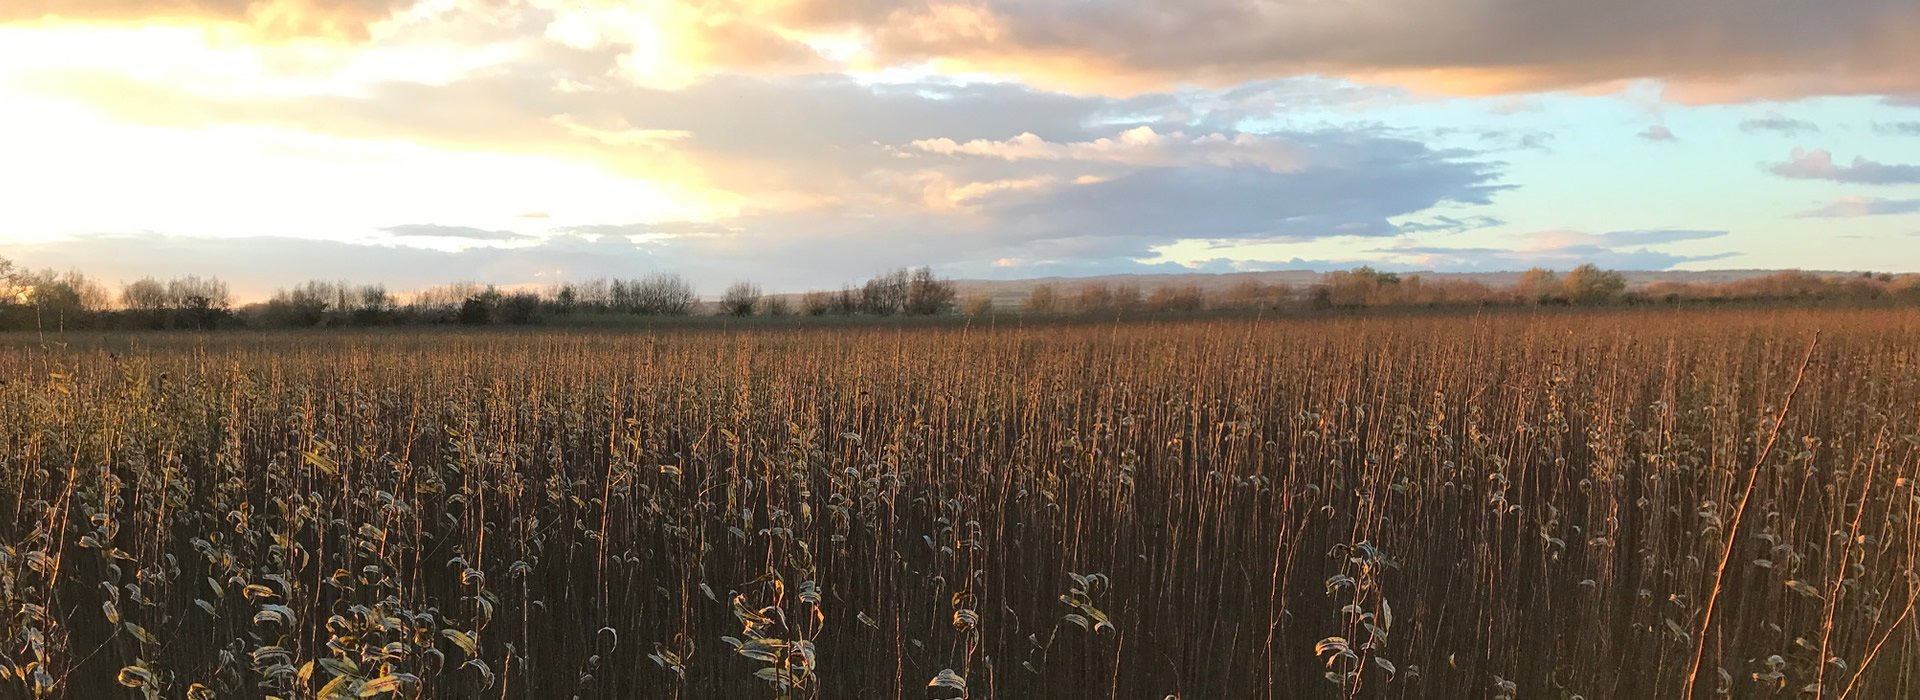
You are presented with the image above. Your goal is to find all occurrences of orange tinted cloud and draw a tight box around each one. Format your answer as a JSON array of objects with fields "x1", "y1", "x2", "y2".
[
  {"x1": 720, "y1": 0, "x2": 1920, "y2": 100},
  {"x1": 0, "y1": 0, "x2": 415, "y2": 39},
  {"x1": 9, "y1": 1, "x2": 1920, "y2": 99}
]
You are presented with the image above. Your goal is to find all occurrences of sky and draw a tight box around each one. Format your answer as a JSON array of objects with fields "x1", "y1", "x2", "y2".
[{"x1": 2, "y1": 0, "x2": 1919, "y2": 300}]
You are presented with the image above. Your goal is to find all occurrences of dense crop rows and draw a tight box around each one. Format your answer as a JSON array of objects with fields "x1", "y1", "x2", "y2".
[{"x1": 2, "y1": 309, "x2": 1917, "y2": 698}]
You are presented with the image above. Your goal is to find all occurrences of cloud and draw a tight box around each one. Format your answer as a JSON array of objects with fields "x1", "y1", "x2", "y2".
[
  {"x1": 1740, "y1": 115, "x2": 1820, "y2": 135},
  {"x1": 20, "y1": 66, "x2": 1160, "y2": 206},
  {"x1": 1769, "y1": 149, "x2": 1920, "y2": 184},
  {"x1": 1792, "y1": 197, "x2": 1920, "y2": 218},
  {"x1": 927, "y1": 130, "x2": 1505, "y2": 249},
  {"x1": 6, "y1": 118, "x2": 1503, "y2": 295},
  {"x1": 1591, "y1": 229, "x2": 1727, "y2": 246},
  {"x1": 1877, "y1": 122, "x2": 1920, "y2": 136},
  {"x1": 911, "y1": 127, "x2": 1308, "y2": 172},
  {"x1": 1639, "y1": 125, "x2": 1677, "y2": 142},
  {"x1": 10, "y1": 0, "x2": 1920, "y2": 100},
  {"x1": 841, "y1": 0, "x2": 1920, "y2": 100},
  {"x1": 380, "y1": 224, "x2": 530, "y2": 241},
  {"x1": 13, "y1": 60, "x2": 1505, "y2": 278},
  {"x1": 577, "y1": 126, "x2": 1502, "y2": 279},
  {"x1": 24, "y1": 121, "x2": 1480, "y2": 290},
  {"x1": 0, "y1": 0, "x2": 412, "y2": 39},
  {"x1": 1396, "y1": 215, "x2": 1506, "y2": 234},
  {"x1": 1384, "y1": 229, "x2": 1736, "y2": 271}
]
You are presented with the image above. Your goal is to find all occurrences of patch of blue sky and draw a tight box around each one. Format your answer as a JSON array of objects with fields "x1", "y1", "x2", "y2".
[{"x1": 1215, "y1": 82, "x2": 1920, "y2": 270}]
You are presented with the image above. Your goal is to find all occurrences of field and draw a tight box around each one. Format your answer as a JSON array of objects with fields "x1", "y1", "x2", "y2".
[{"x1": 2, "y1": 308, "x2": 1917, "y2": 699}]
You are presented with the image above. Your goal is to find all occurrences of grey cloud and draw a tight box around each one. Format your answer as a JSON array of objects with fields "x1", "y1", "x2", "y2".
[
  {"x1": 1639, "y1": 125, "x2": 1678, "y2": 142},
  {"x1": 1770, "y1": 149, "x2": 1920, "y2": 184},
  {"x1": 15, "y1": 0, "x2": 1920, "y2": 101},
  {"x1": 1170, "y1": 78, "x2": 1409, "y2": 131},
  {"x1": 733, "y1": 130, "x2": 1507, "y2": 271},
  {"x1": 1792, "y1": 198, "x2": 1920, "y2": 218},
  {"x1": 10, "y1": 34, "x2": 1521, "y2": 286},
  {"x1": 1876, "y1": 122, "x2": 1920, "y2": 136},
  {"x1": 861, "y1": 0, "x2": 1920, "y2": 99},
  {"x1": 381, "y1": 224, "x2": 529, "y2": 241},
  {"x1": 19, "y1": 62, "x2": 1508, "y2": 275},
  {"x1": 1740, "y1": 115, "x2": 1820, "y2": 135},
  {"x1": 998, "y1": 164, "x2": 1478, "y2": 243},
  {"x1": 1396, "y1": 215, "x2": 1506, "y2": 234}
]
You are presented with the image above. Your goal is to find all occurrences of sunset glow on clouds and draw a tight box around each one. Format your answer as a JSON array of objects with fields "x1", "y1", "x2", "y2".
[{"x1": 3, "y1": 0, "x2": 1920, "y2": 298}]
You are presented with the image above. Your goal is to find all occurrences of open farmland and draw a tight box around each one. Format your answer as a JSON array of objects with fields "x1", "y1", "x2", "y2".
[{"x1": 2, "y1": 308, "x2": 1918, "y2": 699}]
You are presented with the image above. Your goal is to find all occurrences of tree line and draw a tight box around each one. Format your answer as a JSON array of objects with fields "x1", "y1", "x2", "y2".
[
  {"x1": 2, "y1": 253, "x2": 1916, "y2": 332},
  {"x1": 1014, "y1": 264, "x2": 1920, "y2": 314},
  {"x1": 0, "y1": 256, "x2": 962, "y2": 330}
]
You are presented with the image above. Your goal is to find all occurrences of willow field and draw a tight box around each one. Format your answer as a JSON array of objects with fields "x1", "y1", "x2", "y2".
[{"x1": 1, "y1": 308, "x2": 1917, "y2": 699}]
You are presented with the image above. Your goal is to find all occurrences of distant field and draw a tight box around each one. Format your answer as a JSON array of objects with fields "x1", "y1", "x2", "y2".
[{"x1": 2, "y1": 308, "x2": 1916, "y2": 698}]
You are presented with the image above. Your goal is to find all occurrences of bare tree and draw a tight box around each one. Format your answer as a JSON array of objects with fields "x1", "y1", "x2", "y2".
[
  {"x1": 801, "y1": 291, "x2": 833, "y2": 316},
  {"x1": 1075, "y1": 282, "x2": 1115, "y2": 313},
  {"x1": 1146, "y1": 284, "x2": 1205, "y2": 312},
  {"x1": 121, "y1": 278, "x2": 170, "y2": 312},
  {"x1": 832, "y1": 286, "x2": 860, "y2": 315},
  {"x1": 1023, "y1": 284, "x2": 1061, "y2": 314},
  {"x1": 721, "y1": 281, "x2": 763, "y2": 317},
  {"x1": 267, "y1": 281, "x2": 337, "y2": 326},
  {"x1": 10, "y1": 269, "x2": 109, "y2": 322},
  {"x1": 634, "y1": 273, "x2": 697, "y2": 315},
  {"x1": 905, "y1": 267, "x2": 956, "y2": 315},
  {"x1": 861, "y1": 269, "x2": 910, "y2": 315},
  {"x1": 166, "y1": 276, "x2": 231, "y2": 312},
  {"x1": 0, "y1": 255, "x2": 17, "y2": 302}
]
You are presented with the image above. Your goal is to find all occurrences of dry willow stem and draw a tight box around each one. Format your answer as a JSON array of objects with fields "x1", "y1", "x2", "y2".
[{"x1": 1682, "y1": 333, "x2": 1819, "y2": 699}]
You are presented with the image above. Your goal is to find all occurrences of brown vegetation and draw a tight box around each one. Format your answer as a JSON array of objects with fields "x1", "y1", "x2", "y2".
[{"x1": 1, "y1": 308, "x2": 1917, "y2": 698}]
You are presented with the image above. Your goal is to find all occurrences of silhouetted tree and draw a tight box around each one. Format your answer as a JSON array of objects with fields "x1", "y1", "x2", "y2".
[
  {"x1": 861, "y1": 269, "x2": 910, "y2": 315},
  {"x1": 722, "y1": 282, "x2": 763, "y2": 317},
  {"x1": 121, "y1": 278, "x2": 169, "y2": 313},
  {"x1": 801, "y1": 291, "x2": 833, "y2": 316},
  {"x1": 457, "y1": 289, "x2": 498, "y2": 325},
  {"x1": 265, "y1": 282, "x2": 334, "y2": 327},
  {"x1": 905, "y1": 267, "x2": 956, "y2": 314},
  {"x1": 495, "y1": 292, "x2": 542, "y2": 324}
]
